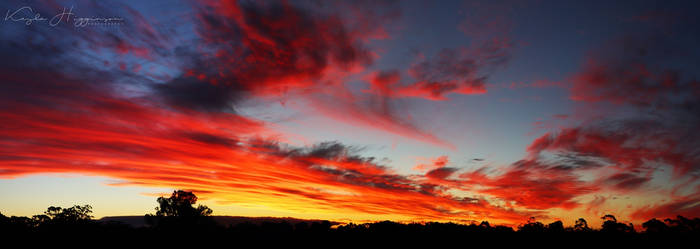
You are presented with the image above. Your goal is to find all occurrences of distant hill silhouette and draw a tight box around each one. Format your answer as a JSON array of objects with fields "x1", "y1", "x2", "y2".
[{"x1": 99, "y1": 216, "x2": 148, "y2": 227}]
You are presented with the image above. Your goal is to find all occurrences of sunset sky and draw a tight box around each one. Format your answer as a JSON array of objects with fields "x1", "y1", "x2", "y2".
[{"x1": 1, "y1": 0, "x2": 699, "y2": 228}]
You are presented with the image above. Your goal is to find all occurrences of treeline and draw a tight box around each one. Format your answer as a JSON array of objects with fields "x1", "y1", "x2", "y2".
[
  {"x1": 3, "y1": 209, "x2": 698, "y2": 235},
  {"x1": 1, "y1": 190, "x2": 698, "y2": 239}
]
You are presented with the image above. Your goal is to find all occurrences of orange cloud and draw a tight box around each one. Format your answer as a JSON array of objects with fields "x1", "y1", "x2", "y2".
[
  {"x1": 413, "y1": 156, "x2": 449, "y2": 172},
  {"x1": 0, "y1": 78, "x2": 524, "y2": 224}
]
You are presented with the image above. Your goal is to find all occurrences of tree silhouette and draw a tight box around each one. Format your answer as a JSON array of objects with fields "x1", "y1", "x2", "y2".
[
  {"x1": 546, "y1": 220, "x2": 564, "y2": 232},
  {"x1": 43, "y1": 205, "x2": 94, "y2": 223},
  {"x1": 574, "y1": 218, "x2": 591, "y2": 232},
  {"x1": 154, "y1": 190, "x2": 212, "y2": 217},
  {"x1": 664, "y1": 216, "x2": 700, "y2": 233},
  {"x1": 518, "y1": 217, "x2": 546, "y2": 232},
  {"x1": 600, "y1": 214, "x2": 634, "y2": 233},
  {"x1": 479, "y1": 221, "x2": 490, "y2": 228},
  {"x1": 145, "y1": 190, "x2": 215, "y2": 230},
  {"x1": 642, "y1": 218, "x2": 669, "y2": 233}
]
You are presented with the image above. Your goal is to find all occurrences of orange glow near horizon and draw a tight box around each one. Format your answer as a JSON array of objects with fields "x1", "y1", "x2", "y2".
[
  {"x1": 0, "y1": 93, "x2": 531, "y2": 226},
  {"x1": 0, "y1": 91, "x2": 684, "y2": 228}
]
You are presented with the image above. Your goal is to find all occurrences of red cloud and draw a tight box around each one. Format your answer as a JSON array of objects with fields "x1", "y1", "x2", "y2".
[
  {"x1": 630, "y1": 193, "x2": 700, "y2": 221},
  {"x1": 425, "y1": 167, "x2": 459, "y2": 181},
  {"x1": 460, "y1": 162, "x2": 597, "y2": 210},
  {"x1": 528, "y1": 126, "x2": 696, "y2": 181},
  {"x1": 306, "y1": 94, "x2": 456, "y2": 149},
  {"x1": 413, "y1": 156, "x2": 449, "y2": 172},
  {"x1": 153, "y1": 0, "x2": 452, "y2": 148},
  {"x1": 520, "y1": 18, "x2": 700, "y2": 220},
  {"x1": 366, "y1": 70, "x2": 401, "y2": 97},
  {"x1": 360, "y1": 0, "x2": 516, "y2": 102},
  {"x1": 193, "y1": 0, "x2": 374, "y2": 95},
  {"x1": 570, "y1": 59, "x2": 679, "y2": 105},
  {"x1": 395, "y1": 81, "x2": 487, "y2": 101},
  {"x1": 364, "y1": 44, "x2": 509, "y2": 101},
  {"x1": 0, "y1": 70, "x2": 520, "y2": 224},
  {"x1": 567, "y1": 32, "x2": 698, "y2": 109}
]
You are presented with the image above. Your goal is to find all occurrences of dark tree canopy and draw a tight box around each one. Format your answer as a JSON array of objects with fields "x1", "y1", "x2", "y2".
[
  {"x1": 643, "y1": 218, "x2": 669, "y2": 233},
  {"x1": 600, "y1": 214, "x2": 635, "y2": 233},
  {"x1": 518, "y1": 217, "x2": 546, "y2": 232},
  {"x1": 146, "y1": 190, "x2": 216, "y2": 230},
  {"x1": 25, "y1": 205, "x2": 95, "y2": 228},
  {"x1": 547, "y1": 220, "x2": 564, "y2": 232},
  {"x1": 43, "y1": 205, "x2": 94, "y2": 222},
  {"x1": 574, "y1": 218, "x2": 591, "y2": 232},
  {"x1": 154, "y1": 190, "x2": 212, "y2": 217}
]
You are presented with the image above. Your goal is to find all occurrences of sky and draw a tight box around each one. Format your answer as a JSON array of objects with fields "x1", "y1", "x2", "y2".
[{"x1": 1, "y1": 0, "x2": 699, "y2": 228}]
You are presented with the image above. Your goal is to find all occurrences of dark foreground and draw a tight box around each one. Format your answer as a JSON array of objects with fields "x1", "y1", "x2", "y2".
[
  {"x1": 2, "y1": 192, "x2": 698, "y2": 245},
  {"x1": 2, "y1": 213, "x2": 699, "y2": 246}
]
